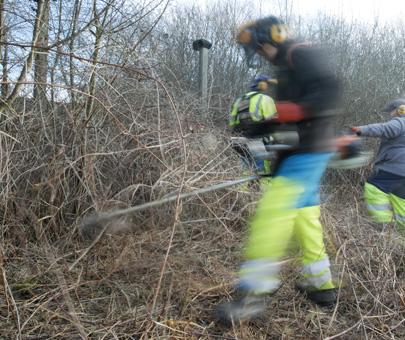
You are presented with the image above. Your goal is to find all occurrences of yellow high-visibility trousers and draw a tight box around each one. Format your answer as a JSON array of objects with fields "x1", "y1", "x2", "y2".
[
  {"x1": 239, "y1": 171, "x2": 333, "y2": 293},
  {"x1": 364, "y1": 182, "x2": 405, "y2": 230}
]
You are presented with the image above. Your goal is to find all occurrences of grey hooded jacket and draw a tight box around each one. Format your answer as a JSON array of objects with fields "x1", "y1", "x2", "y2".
[{"x1": 358, "y1": 115, "x2": 405, "y2": 176}]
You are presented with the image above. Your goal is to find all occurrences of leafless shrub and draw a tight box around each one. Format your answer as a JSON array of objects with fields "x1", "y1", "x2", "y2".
[
  {"x1": 1, "y1": 72, "x2": 403, "y2": 339},
  {"x1": 0, "y1": 2, "x2": 403, "y2": 339}
]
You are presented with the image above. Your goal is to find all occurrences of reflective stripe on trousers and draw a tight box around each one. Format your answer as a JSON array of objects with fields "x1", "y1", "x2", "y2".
[
  {"x1": 238, "y1": 258, "x2": 281, "y2": 293},
  {"x1": 238, "y1": 201, "x2": 334, "y2": 292},
  {"x1": 364, "y1": 182, "x2": 405, "y2": 229},
  {"x1": 390, "y1": 194, "x2": 405, "y2": 229},
  {"x1": 303, "y1": 255, "x2": 332, "y2": 289},
  {"x1": 364, "y1": 182, "x2": 392, "y2": 223},
  {"x1": 238, "y1": 153, "x2": 335, "y2": 293}
]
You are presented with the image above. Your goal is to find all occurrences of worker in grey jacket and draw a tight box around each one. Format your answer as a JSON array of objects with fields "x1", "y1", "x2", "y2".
[{"x1": 352, "y1": 99, "x2": 405, "y2": 231}]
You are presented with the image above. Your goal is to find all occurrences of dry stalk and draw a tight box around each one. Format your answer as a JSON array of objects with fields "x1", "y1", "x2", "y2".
[
  {"x1": 45, "y1": 247, "x2": 88, "y2": 339},
  {"x1": 1, "y1": 39, "x2": 403, "y2": 340},
  {"x1": 0, "y1": 244, "x2": 22, "y2": 340}
]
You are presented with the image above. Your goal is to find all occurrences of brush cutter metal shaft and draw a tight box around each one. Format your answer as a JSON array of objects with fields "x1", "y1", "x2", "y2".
[
  {"x1": 80, "y1": 133, "x2": 372, "y2": 226},
  {"x1": 91, "y1": 175, "x2": 264, "y2": 223}
]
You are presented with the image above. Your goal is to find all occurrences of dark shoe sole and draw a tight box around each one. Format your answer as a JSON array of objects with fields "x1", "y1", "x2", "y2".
[{"x1": 295, "y1": 283, "x2": 337, "y2": 307}]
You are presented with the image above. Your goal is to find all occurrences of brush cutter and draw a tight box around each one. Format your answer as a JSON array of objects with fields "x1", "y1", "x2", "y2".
[
  {"x1": 232, "y1": 132, "x2": 373, "y2": 170},
  {"x1": 77, "y1": 174, "x2": 265, "y2": 234},
  {"x1": 77, "y1": 131, "x2": 371, "y2": 235}
]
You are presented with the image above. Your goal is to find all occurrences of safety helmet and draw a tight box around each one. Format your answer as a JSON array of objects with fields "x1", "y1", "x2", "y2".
[
  {"x1": 381, "y1": 99, "x2": 405, "y2": 115},
  {"x1": 250, "y1": 76, "x2": 278, "y2": 91},
  {"x1": 236, "y1": 16, "x2": 290, "y2": 66},
  {"x1": 237, "y1": 16, "x2": 289, "y2": 49}
]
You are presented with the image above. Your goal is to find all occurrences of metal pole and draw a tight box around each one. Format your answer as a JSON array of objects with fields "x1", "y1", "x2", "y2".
[{"x1": 192, "y1": 39, "x2": 212, "y2": 98}]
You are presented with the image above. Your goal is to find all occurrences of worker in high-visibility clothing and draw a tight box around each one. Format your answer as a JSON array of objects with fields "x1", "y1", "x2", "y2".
[
  {"x1": 230, "y1": 76, "x2": 277, "y2": 186},
  {"x1": 216, "y1": 16, "x2": 339, "y2": 324},
  {"x1": 351, "y1": 99, "x2": 405, "y2": 232}
]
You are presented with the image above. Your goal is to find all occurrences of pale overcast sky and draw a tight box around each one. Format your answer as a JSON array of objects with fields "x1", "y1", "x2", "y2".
[
  {"x1": 294, "y1": 0, "x2": 403, "y2": 22},
  {"x1": 172, "y1": 0, "x2": 404, "y2": 23}
]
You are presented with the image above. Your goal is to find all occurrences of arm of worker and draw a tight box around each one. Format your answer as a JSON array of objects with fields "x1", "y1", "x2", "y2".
[
  {"x1": 229, "y1": 98, "x2": 242, "y2": 128},
  {"x1": 356, "y1": 117, "x2": 405, "y2": 138}
]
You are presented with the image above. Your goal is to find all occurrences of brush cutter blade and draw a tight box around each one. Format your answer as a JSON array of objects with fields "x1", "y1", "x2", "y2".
[{"x1": 77, "y1": 212, "x2": 131, "y2": 238}]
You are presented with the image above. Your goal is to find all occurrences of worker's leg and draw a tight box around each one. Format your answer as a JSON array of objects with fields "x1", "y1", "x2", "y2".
[
  {"x1": 364, "y1": 182, "x2": 392, "y2": 223},
  {"x1": 389, "y1": 178, "x2": 405, "y2": 232},
  {"x1": 238, "y1": 175, "x2": 301, "y2": 293},
  {"x1": 217, "y1": 154, "x2": 334, "y2": 323},
  {"x1": 258, "y1": 160, "x2": 272, "y2": 190},
  {"x1": 237, "y1": 156, "x2": 271, "y2": 192},
  {"x1": 294, "y1": 206, "x2": 334, "y2": 290},
  {"x1": 291, "y1": 152, "x2": 334, "y2": 291},
  {"x1": 390, "y1": 194, "x2": 405, "y2": 232},
  {"x1": 290, "y1": 153, "x2": 336, "y2": 306},
  {"x1": 238, "y1": 153, "x2": 331, "y2": 294}
]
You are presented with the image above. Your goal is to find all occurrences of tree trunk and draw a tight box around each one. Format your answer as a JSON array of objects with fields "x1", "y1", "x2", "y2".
[
  {"x1": 34, "y1": 0, "x2": 50, "y2": 114},
  {"x1": 0, "y1": 0, "x2": 8, "y2": 98},
  {"x1": 0, "y1": 0, "x2": 47, "y2": 114}
]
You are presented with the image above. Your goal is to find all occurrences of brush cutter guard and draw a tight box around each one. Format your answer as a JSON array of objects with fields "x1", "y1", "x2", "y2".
[{"x1": 327, "y1": 134, "x2": 373, "y2": 169}]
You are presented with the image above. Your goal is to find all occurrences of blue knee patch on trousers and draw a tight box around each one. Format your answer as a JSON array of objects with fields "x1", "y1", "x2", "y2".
[{"x1": 276, "y1": 153, "x2": 332, "y2": 208}]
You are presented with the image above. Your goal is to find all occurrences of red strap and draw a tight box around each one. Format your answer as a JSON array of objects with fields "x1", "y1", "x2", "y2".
[
  {"x1": 273, "y1": 102, "x2": 307, "y2": 122},
  {"x1": 286, "y1": 43, "x2": 311, "y2": 69}
]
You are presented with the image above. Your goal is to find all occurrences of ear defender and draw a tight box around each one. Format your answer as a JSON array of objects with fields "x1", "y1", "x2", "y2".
[
  {"x1": 397, "y1": 105, "x2": 405, "y2": 115},
  {"x1": 236, "y1": 21, "x2": 257, "y2": 44},
  {"x1": 270, "y1": 24, "x2": 287, "y2": 44}
]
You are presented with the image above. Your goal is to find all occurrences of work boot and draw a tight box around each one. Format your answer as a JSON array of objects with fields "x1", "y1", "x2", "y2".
[
  {"x1": 295, "y1": 282, "x2": 337, "y2": 307},
  {"x1": 214, "y1": 292, "x2": 266, "y2": 326}
]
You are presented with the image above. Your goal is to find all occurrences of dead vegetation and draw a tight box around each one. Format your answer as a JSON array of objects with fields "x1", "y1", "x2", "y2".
[
  {"x1": 0, "y1": 82, "x2": 404, "y2": 340},
  {"x1": 1, "y1": 1, "x2": 404, "y2": 338}
]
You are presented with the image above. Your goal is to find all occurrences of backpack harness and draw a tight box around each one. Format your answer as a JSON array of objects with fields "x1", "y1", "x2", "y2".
[{"x1": 230, "y1": 92, "x2": 265, "y2": 125}]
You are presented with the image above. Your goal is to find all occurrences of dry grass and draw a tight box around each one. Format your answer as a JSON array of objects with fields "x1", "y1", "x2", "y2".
[{"x1": 0, "y1": 85, "x2": 404, "y2": 340}]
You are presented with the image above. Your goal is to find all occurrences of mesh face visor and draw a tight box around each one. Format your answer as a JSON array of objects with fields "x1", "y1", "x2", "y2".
[{"x1": 242, "y1": 47, "x2": 263, "y2": 68}]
